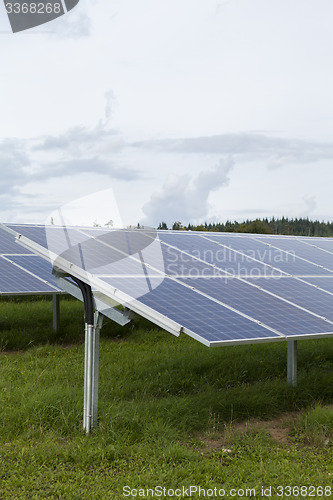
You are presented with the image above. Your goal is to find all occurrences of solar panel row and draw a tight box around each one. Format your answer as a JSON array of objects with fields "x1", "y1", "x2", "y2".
[
  {"x1": 0, "y1": 226, "x2": 61, "y2": 295},
  {"x1": 3, "y1": 223, "x2": 333, "y2": 347}
]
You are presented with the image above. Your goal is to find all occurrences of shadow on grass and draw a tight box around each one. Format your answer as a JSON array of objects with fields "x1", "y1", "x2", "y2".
[{"x1": 0, "y1": 296, "x2": 145, "y2": 351}]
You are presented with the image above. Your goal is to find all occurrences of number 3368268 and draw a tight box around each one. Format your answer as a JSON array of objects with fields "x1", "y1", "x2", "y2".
[{"x1": 5, "y1": 3, "x2": 62, "y2": 14}]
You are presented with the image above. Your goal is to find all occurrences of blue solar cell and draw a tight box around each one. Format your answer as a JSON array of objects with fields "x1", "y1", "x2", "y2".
[
  {"x1": 301, "y1": 277, "x2": 333, "y2": 294},
  {"x1": 9, "y1": 255, "x2": 59, "y2": 289},
  {"x1": 300, "y1": 238, "x2": 333, "y2": 253},
  {"x1": 100, "y1": 276, "x2": 282, "y2": 344},
  {"x1": 202, "y1": 233, "x2": 333, "y2": 276},
  {"x1": 243, "y1": 276, "x2": 333, "y2": 323},
  {"x1": 254, "y1": 237, "x2": 333, "y2": 271},
  {"x1": 0, "y1": 227, "x2": 31, "y2": 254},
  {"x1": 177, "y1": 276, "x2": 333, "y2": 336},
  {"x1": 0, "y1": 257, "x2": 57, "y2": 294},
  {"x1": 6, "y1": 224, "x2": 49, "y2": 249},
  {"x1": 0, "y1": 226, "x2": 62, "y2": 295}
]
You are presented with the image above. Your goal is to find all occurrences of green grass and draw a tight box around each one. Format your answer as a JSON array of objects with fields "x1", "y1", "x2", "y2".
[
  {"x1": 0, "y1": 296, "x2": 85, "y2": 350},
  {"x1": 1, "y1": 297, "x2": 333, "y2": 498}
]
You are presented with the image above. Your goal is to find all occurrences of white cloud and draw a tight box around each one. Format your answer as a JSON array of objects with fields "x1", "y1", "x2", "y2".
[
  {"x1": 142, "y1": 157, "x2": 234, "y2": 226},
  {"x1": 0, "y1": 106, "x2": 140, "y2": 222},
  {"x1": 0, "y1": 106, "x2": 139, "y2": 200},
  {"x1": 289, "y1": 194, "x2": 318, "y2": 219}
]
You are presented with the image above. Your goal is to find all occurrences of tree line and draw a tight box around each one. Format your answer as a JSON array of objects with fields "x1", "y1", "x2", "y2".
[{"x1": 157, "y1": 218, "x2": 333, "y2": 237}]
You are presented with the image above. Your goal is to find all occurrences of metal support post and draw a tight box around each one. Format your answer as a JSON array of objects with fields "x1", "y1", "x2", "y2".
[
  {"x1": 54, "y1": 275, "x2": 110, "y2": 432},
  {"x1": 84, "y1": 314, "x2": 103, "y2": 432},
  {"x1": 71, "y1": 277, "x2": 96, "y2": 433},
  {"x1": 92, "y1": 312, "x2": 103, "y2": 428},
  {"x1": 52, "y1": 294, "x2": 60, "y2": 332},
  {"x1": 287, "y1": 339, "x2": 297, "y2": 386},
  {"x1": 83, "y1": 323, "x2": 88, "y2": 429},
  {"x1": 85, "y1": 323, "x2": 94, "y2": 432}
]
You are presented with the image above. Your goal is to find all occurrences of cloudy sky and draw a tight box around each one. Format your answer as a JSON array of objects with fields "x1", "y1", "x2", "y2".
[{"x1": 0, "y1": 0, "x2": 332, "y2": 228}]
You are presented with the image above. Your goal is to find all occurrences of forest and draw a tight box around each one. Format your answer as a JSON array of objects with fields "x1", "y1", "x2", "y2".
[{"x1": 157, "y1": 217, "x2": 333, "y2": 236}]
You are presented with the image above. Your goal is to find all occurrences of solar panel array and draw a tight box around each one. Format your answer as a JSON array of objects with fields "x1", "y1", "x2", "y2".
[
  {"x1": 2, "y1": 223, "x2": 333, "y2": 346},
  {"x1": 0, "y1": 226, "x2": 61, "y2": 295}
]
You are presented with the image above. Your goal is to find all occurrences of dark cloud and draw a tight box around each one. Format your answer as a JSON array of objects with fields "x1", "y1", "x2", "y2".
[{"x1": 142, "y1": 157, "x2": 234, "y2": 226}]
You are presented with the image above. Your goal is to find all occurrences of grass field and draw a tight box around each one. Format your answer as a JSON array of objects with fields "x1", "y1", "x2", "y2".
[{"x1": 1, "y1": 296, "x2": 333, "y2": 499}]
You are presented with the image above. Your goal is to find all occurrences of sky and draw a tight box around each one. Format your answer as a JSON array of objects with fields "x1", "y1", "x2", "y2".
[{"x1": 0, "y1": 0, "x2": 333, "y2": 228}]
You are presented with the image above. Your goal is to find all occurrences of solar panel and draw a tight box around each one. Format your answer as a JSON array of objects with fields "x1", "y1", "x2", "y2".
[
  {"x1": 0, "y1": 227, "x2": 31, "y2": 254},
  {"x1": 0, "y1": 226, "x2": 61, "y2": 295},
  {"x1": 244, "y1": 276, "x2": 333, "y2": 320},
  {"x1": 5, "y1": 223, "x2": 333, "y2": 432},
  {"x1": 248, "y1": 236, "x2": 333, "y2": 273},
  {"x1": 3, "y1": 223, "x2": 333, "y2": 345},
  {"x1": 304, "y1": 238, "x2": 333, "y2": 253},
  {"x1": 158, "y1": 232, "x2": 279, "y2": 277},
  {"x1": 99, "y1": 276, "x2": 282, "y2": 345},
  {"x1": 194, "y1": 233, "x2": 333, "y2": 277},
  {"x1": 0, "y1": 257, "x2": 57, "y2": 294},
  {"x1": 177, "y1": 276, "x2": 333, "y2": 338},
  {"x1": 301, "y1": 277, "x2": 333, "y2": 294}
]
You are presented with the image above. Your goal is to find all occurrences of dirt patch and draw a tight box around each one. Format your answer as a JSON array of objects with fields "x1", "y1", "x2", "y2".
[
  {"x1": 267, "y1": 426, "x2": 289, "y2": 445},
  {"x1": 198, "y1": 411, "x2": 300, "y2": 453},
  {"x1": 200, "y1": 436, "x2": 231, "y2": 455}
]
